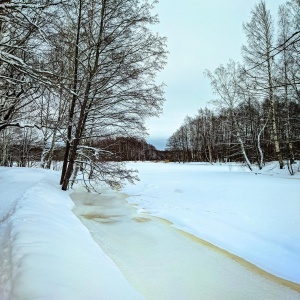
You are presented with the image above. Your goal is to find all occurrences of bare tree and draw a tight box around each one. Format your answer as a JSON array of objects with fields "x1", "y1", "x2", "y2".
[
  {"x1": 242, "y1": 0, "x2": 284, "y2": 168},
  {"x1": 59, "y1": 0, "x2": 167, "y2": 190},
  {"x1": 205, "y1": 60, "x2": 253, "y2": 171},
  {"x1": 0, "y1": 0, "x2": 64, "y2": 132},
  {"x1": 276, "y1": 3, "x2": 296, "y2": 174},
  {"x1": 37, "y1": 87, "x2": 67, "y2": 168}
]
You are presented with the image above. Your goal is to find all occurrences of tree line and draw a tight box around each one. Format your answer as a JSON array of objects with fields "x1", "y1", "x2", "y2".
[
  {"x1": 0, "y1": 0, "x2": 167, "y2": 190},
  {"x1": 167, "y1": 0, "x2": 300, "y2": 175},
  {"x1": 0, "y1": 135, "x2": 162, "y2": 166}
]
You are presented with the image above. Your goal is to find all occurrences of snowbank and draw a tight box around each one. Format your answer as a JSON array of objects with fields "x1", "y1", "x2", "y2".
[
  {"x1": 122, "y1": 162, "x2": 300, "y2": 285},
  {"x1": 0, "y1": 167, "x2": 142, "y2": 300},
  {"x1": 1, "y1": 162, "x2": 299, "y2": 298}
]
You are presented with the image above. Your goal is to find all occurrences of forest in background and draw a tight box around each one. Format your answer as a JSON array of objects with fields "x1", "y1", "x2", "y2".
[{"x1": 167, "y1": 0, "x2": 300, "y2": 175}]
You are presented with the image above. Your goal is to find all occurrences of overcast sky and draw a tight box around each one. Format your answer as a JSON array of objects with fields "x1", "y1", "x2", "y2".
[{"x1": 146, "y1": 0, "x2": 287, "y2": 150}]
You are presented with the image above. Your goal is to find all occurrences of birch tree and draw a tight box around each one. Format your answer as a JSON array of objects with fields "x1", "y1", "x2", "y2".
[
  {"x1": 205, "y1": 61, "x2": 253, "y2": 171},
  {"x1": 242, "y1": 0, "x2": 284, "y2": 169},
  {"x1": 276, "y1": 3, "x2": 296, "y2": 173}
]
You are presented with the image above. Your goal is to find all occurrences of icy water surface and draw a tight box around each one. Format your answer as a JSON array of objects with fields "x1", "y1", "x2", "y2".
[{"x1": 71, "y1": 188, "x2": 300, "y2": 300}]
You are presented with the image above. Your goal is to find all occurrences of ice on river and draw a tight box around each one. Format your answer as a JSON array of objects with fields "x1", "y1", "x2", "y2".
[{"x1": 72, "y1": 185, "x2": 300, "y2": 300}]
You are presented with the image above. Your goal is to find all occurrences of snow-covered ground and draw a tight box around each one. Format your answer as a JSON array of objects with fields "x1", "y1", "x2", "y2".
[
  {"x1": 0, "y1": 167, "x2": 142, "y2": 300},
  {"x1": 0, "y1": 162, "x2": 299, "y2": 299},
  {"x1": 122, "y1": 162, "x2": 300, "y2": 285},
  {"x1": 72, "y1": 184, "x2": 300, "y2": 299}
]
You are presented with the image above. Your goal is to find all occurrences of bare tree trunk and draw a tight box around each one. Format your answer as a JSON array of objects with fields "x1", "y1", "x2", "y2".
[
  {"x1": 207, "y1": 137, "x2": 213, "y2": 164},
  {"x1": 257, "y1": 109, "x2": 270, "y2": 169},
  {"x1": 60, "y1": 0, "x2": 82, "y2": 185},
  {"x1": 62, "y1": 137, "x2": 80, "y2": 190},
  {"x1": 45, "y1": 127, "x2": 58, "y2": 169},
  {"x1": 267, "y1": 47, "x2": 283, "y2": 169},
  {"x1": 70, "y1": 162, "x2": 80, "y2": 189},
  {"x1": 283, "y1": 51, "x2": 294, "y2": 165},
  {"x1": 1, "y1": 131, "x2": 9, "y2": 166},
  {"x1": 232, "y1": 111, "x2": 252, "y2": 171}
]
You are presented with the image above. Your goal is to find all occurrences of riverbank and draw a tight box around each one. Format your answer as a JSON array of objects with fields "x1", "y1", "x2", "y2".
[
  {"x1": 0, "y1": 167, "x2": 142, "y2": 300},
  {"x1": 122, "y1": 162, "x2": 300, "y2": 285}
]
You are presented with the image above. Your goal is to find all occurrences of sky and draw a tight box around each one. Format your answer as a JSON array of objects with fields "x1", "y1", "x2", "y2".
[{"x1": 146, "y1": 0, "x2": 287, "y2": 150}]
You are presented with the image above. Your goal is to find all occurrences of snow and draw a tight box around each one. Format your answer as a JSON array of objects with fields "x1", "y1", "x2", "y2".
[
  {"x1": 0, "y1": 162, "x2": 299, "y2": 298},
  {"x1": 122, "y1": 161, "x2": 300, "y2": 285},
  {"x1": 71, "y1": 185, "x2": 300, "y2": 299},
  {"x1": 0, "y1": 167, "x2": 142, "y2": 300}
]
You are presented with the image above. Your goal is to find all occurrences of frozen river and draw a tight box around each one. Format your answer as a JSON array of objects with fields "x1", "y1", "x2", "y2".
[{"x1": 71, "y1": 187, "x2": 300, "y2": 300}]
